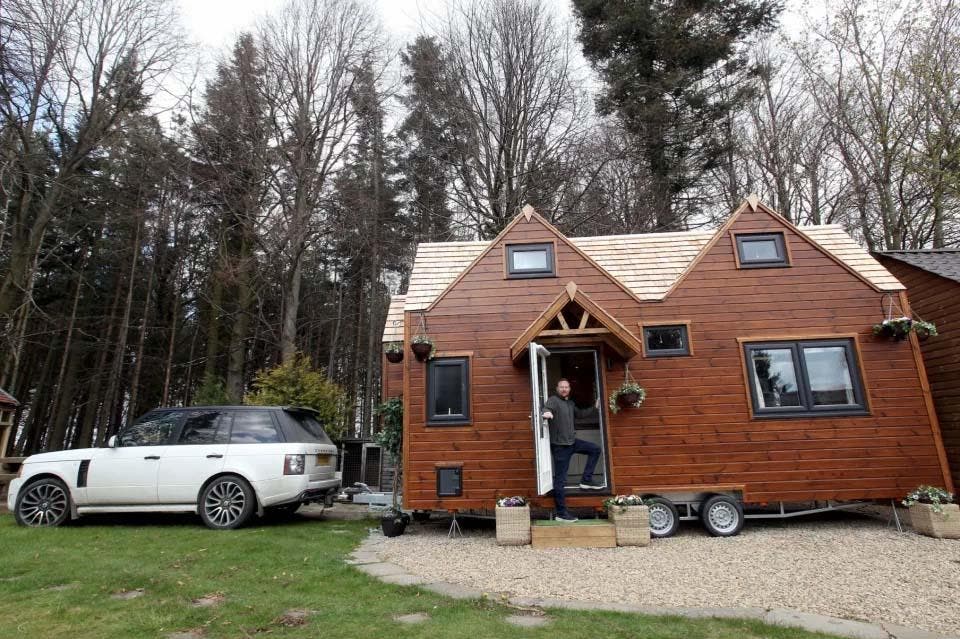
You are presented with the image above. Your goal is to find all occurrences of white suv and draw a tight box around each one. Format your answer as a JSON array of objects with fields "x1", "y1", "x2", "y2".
[{"x1": 8, "y1": 406, "x2": 340, "y2": 529}]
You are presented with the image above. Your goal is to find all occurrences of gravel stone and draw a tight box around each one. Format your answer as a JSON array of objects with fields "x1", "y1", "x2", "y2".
[{"x1": 378, "y1": 517, "x2": 960, "y2": 636}]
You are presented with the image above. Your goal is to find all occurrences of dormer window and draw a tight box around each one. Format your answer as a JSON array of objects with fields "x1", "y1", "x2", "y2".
[
  {"x1": 735, "y1": 232, "x2": 789, "y2": 268},
  {"x1": 506, "y1": 243, "x2": 555, "y2": 278}
]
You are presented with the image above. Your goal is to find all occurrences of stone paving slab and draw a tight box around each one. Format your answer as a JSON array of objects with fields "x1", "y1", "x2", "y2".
[
  {"x1": 380, "y1": 573, "x2": 429, "y2": 586},
  {"x1": 393, "y1": 613, "x2": 430, "y2": 624},
  {"x1": 345, "y1": 551, "x2": 381, "y2": 564},
  {"x1": 353, "y1": 562, "x2": 406, "y2": 577},
  {"x1": 882, "y1": 622, "x2": 957, "y2": 639},
  {"x1": 504, "y1": 614, "x2": 550, "y2": 628},
  {"x1": 763, "y1": 609, "x2": 891, "y2": 639},
  {"x1": 421, "y1": 581, "x2": 484, "y2": 600}
]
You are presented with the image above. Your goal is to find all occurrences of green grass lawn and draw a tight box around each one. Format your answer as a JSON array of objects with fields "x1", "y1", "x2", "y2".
[{"x1": 0, "y1": 512, "x2": 838, "y2": 639}]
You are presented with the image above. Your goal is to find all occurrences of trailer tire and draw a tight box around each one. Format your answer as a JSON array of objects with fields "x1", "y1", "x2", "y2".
[
  {"x1": 645, "y1": 496, "x2": 680, "y2": 538},
  {"x1": 700, "y1": 494, "x2": 744, "y2": 537}
]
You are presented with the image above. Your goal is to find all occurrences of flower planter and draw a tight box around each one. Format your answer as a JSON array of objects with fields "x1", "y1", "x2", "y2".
[
  {"x1": 495, "y1": 505, "x2": 531, "y2": 545},
  {"x1": 381, "y1": 512, "x2": 410, "y2": 538},
  {"x1": 617, "y1": 392, "x2": 641, "y2": 409},
  {"x1": 909, "y1": 503, "x2": 960, "y2": 539},
  {"x1": 410, "y1": 342, "x2": 433, "y2": 362},
  {"x1": 608, "y1": 504, "x2": 650, "y2": 546},
  {"x1": 385, "y1": 351, "x2": 403, "y2": 364}
]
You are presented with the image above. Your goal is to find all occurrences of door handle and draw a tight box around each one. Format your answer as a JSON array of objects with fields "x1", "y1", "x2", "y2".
[
  {"x1": 206, "y1": 454, "x2": 223, "y2": 459},
  {"x1": 144, "y1": 455, "x2": 160, "y2": 460}
]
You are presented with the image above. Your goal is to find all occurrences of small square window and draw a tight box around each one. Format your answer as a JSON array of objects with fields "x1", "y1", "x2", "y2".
[
  {"x1": 506, "y1": 243, "x2": 555, "y2": 278},
  {"x1": 436, "y1": 466, "x2": 462, "y2": 497},
  {"x1": 735, "y1": 233, "x2": 788, "y2": 268},
  {"x1": 643, "y1": 325, "x2": 690, "y2": 357},
  {"x1": 427, "y1": 358, "x2": 470, "y2": 425}
]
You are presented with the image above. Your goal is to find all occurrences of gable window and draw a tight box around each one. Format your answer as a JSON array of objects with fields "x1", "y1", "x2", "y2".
[
  {"x1": 643, "y1": 324, "x2": 690, "y2": 357},
  {"x1": 743, "y1": 339, "x2": 867, "y2": 417},
  {"x1": 436, "y1": 465, "x2": 463, "y2": 497},
  {"x1": 735, "y1": 233, "x2": 788, "y2": 268},
  {"x1": 506, "y1": 243, "x2": 555, "y2": 278},
  {"x1": 427, "y1": 357, "x2": 470, "y2": 425}
]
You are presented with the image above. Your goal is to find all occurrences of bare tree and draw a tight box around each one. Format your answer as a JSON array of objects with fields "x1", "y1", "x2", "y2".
[{"x1": 258, "y1": 0, "x2": 383, "y2": 362}]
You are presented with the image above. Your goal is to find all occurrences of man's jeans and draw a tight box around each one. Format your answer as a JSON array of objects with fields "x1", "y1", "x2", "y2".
[{"x1": 550, "y1": 438, "x2": 601, "y2": 515}]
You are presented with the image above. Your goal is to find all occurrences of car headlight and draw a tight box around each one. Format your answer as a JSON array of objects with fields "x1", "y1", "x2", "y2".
[{"x1": 283, "y1": 454, "x2": 305, "y2": 475}]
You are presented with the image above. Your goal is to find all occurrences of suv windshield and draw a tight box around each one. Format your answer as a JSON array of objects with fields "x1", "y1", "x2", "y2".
[{"x1": 285, "y1": 411, "x2": 333, "y2": 445}]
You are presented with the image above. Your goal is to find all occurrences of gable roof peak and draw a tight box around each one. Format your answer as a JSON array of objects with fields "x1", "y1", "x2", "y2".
[
  {"x1": 746, "y1": 193, "x2": 760, "y2": 212},
  {"x1": 521, "y1": 203, "x2": 536, "y2": 222}
]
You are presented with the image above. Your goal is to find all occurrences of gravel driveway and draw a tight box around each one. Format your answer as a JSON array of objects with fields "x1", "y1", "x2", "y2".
[{"x1": 379, "y1": 515, "x2": 960, "y2": 636}]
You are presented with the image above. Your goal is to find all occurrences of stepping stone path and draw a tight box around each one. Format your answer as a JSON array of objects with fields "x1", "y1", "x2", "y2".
[
  {"x1": 191, "y1": 593, "x2": 224, "y2": 608},
  {"x1": 45, "y1": 583, "x2": 77, "y2": 591},
  {"x1": 393, "y1": 612, "x2": 430, "y2": 624},
  {"x1": 111, "y1": 588, "x2": 145, "y2": 600},
  {"x1": 505, "y1": 614, "x2": 550, "y2": 628},
  {"x1": 166, "y1": 631, "x2": 204, "y2": 639}
]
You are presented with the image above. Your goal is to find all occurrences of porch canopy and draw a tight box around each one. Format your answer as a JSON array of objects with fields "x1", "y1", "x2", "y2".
[{"x1": 509, "y1": 282, "x2": 644, "y2": 363}]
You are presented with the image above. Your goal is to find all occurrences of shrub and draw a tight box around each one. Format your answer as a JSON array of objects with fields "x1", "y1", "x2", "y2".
[
  {"x1": 245, "y1": 353, "x2": 347, "y2": 439},
  {"x1": 193, "y1": 373, "x2": 230, "y2": 406}
]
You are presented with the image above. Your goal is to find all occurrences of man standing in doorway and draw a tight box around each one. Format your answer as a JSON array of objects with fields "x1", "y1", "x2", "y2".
[{"x1": 541, "y1": 378, "x2": 602, "y2": 522}]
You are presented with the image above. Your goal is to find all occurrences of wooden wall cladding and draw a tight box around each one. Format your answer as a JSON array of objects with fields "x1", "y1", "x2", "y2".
[
  {"x1": 398, "y1": 209, "x2": 949, "y2": 511},
  {"x1": 876, "y1": 256, "x2": 960, "y2": 491}
]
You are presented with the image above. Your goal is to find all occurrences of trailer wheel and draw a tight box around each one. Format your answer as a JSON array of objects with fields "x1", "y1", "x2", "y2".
[
  {"x1": 646, "y1": 497, "x2": 679, "y2": 537},
  {"x1": 700, "y1": 495, "x2": 744, "y2": 537}
]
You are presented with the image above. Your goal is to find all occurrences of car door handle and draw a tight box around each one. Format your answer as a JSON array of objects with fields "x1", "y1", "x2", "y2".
[
  {"x1": 206, "y1": 454, "x2": 223, "y2": 459},
  {"x1": 144, "y1": 455, "x2": 160, "y2": 460}
]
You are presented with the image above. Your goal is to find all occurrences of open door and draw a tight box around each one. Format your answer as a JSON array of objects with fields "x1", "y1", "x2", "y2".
[{"x1": 529, "y1": 341, "x2": 553, "y2": 495}]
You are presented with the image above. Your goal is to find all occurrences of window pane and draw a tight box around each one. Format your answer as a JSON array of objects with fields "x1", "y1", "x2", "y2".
[
  {"x1": 120, "y1": 411, "x2": 179, "y2": 447},
  {"x1": 512, "y1": 249, "x2": 548, "y2": 271},
  {"x1": 803, "y1": 346, "x2": 857, "y2": 406},
  {"x1": 437, "y1": 467, "x2": 462, "y2": 496},
  {"x1": 750, "y1": 348, "x2": 802, "y2": 408},
  {"x1": 645, "y1": 327, "x2": 686, "y2": 352},
  {"x1": 230, "y1": 411, "x2": 280, "y2": 444},
  {"x1": 741, "y1": 239, "x2": 780, "y2": 262},
  {"x1": 178, "y1": 410, "x2": 226, "y2": 445},
  {"x1": 434, "y1": 365, "x2": 464, "y2": 416},
  {"x1": 287, "y1": 413, "x2": 334, "y2": 444}
]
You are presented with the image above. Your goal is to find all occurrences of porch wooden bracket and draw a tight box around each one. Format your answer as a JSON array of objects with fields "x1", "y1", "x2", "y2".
[{"x1": 509, "y1": 281, "x2": 644, "y2": 362}]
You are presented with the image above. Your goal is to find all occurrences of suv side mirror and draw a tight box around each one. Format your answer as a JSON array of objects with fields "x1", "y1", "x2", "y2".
[{"x1": 107, "y1": 435, "x2": 119, "y2": 448}]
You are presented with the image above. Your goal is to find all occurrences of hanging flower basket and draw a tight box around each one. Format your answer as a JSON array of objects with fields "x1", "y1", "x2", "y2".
[
  {"x1": 384, "y1": 342, "x2": 404, "y2": 363},
  {"x1": 872, "y1": 317, "x2": 937, "y2": 341},
  {"x1": 609, "y1": 381, "x2": 646, "y2": 414},
  {"x1": 410, "y1": 335, "x2": 435, "y2": 362},
  {"x1": 913, "y1": 320, "x2": 938, "y2": 340}
]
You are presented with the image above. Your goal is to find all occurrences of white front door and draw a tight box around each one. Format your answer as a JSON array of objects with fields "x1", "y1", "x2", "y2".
[
  {"x1": 530, "y1": 341, "x2": 553, "y2": 495},
  {"x1": 86, "y1": 410, "x2": 181, "y2": 504}
]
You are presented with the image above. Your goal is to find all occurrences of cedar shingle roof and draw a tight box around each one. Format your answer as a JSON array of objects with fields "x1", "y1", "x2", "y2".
[
  {"x1": 0, "y1": 387, "x2": 19, "y2": 407},
  {"x1": 384, "y1": 223, "x2": 904, "y2": 340},
  {"x1": 877, "y1": 249, "x2": 960, "y2": 284},
  {"x1": 383, "y1": 295, "x2": 405, "y2": 342}
]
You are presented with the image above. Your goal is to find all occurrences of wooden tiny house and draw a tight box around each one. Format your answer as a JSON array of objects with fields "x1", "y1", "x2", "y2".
[
  {"x1": 875, "y1": 250, "x2": 960, "y2": 490},
  {"x1": 381, "y1": 200, "x2": 954, "y2": 523}
]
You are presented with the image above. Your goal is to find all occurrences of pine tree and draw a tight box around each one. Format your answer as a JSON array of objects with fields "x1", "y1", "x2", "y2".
[{"x1": 572, "y1": 0, "x2": 783, "y2": 230}]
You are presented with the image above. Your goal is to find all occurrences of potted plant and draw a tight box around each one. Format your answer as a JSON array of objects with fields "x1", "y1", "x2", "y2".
[
  {"x1": 609, "y1": 381, "x2": 646, "y2": 414},
  {"x1": 375, "y1": 397, "x2": 409, "y2": 537},
  {"x1": 872, "y1": 316, "x2": 913, "y2": 340},
  {"x1": 410, "y1": 335, "x2": 435, "y2": 362},
  {"x1": 604, "y1": 495, "x2": 650, "y2": 546},
  {"x1": 384, "y1": 342, "x2": 404, "y2": 363},
  {"x1": 903, "y1": 485, "x2": 959, "y2": 539},
  {"x1": 913, "y1": 319, "x2": 938, "y2": 340},
  {"x1": 495, "y1": 495, "x2": 531, "y2": 546}
]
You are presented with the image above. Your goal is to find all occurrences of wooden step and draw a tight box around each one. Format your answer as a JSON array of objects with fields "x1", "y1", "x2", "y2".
[{"x1": 531, "y1": 519, "x2": 616, "y2": 549}]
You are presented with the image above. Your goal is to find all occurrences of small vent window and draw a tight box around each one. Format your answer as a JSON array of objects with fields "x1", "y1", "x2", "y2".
[
  {"x1": 735, "y1": 233, "x2": 788, "y2": 268},
  {"x1": 436, "y1": 466, "x2": 463, "y2": 497}
]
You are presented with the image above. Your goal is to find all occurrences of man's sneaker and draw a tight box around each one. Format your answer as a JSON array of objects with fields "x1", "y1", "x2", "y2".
[
  {"x1": 579, "y1": 480, "x2": 604, "y2": 490},
  {"x1": 554, "y1": 512, "x2": 578, "y2": 523}
]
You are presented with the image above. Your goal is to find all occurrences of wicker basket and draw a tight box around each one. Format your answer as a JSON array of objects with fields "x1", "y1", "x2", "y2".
[
  {"x1": 496, "y1": 505, "x2": 531, "y2": 545},
  {"x1": 909, "y1": 503, "x2": 960, "y2": 539},
  {"x1": 608, "y1": 504, "x2": 650, "y2": 546}
]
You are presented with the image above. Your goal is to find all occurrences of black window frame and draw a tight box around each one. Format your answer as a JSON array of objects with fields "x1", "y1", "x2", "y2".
[
  {"x1": 743, "y1": 338, "x2": 868, "y2": 418},
  {"x1": 426, "y1": 357, "x2": 471, "y2": 426},
  {"x1": 643, "y1": 324, "x2": 691, "y2": 357},
  {"x1": 735, "y1": 232, "x2": 789, "y2": 268},
  {"x1": 506, "y1": 242, "x2": 555, "y2": 278},
  {"x1": 436, "y1": 466, "x2": 463, "y2": 497}
]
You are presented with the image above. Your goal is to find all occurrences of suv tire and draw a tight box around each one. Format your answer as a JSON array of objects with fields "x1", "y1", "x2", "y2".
[
  {"x1": 199, "y1": 475, "x2": 256, "y2": 530},
  {"x1": 15, "y1": 477, "x2": 71, "y2": 527}
]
